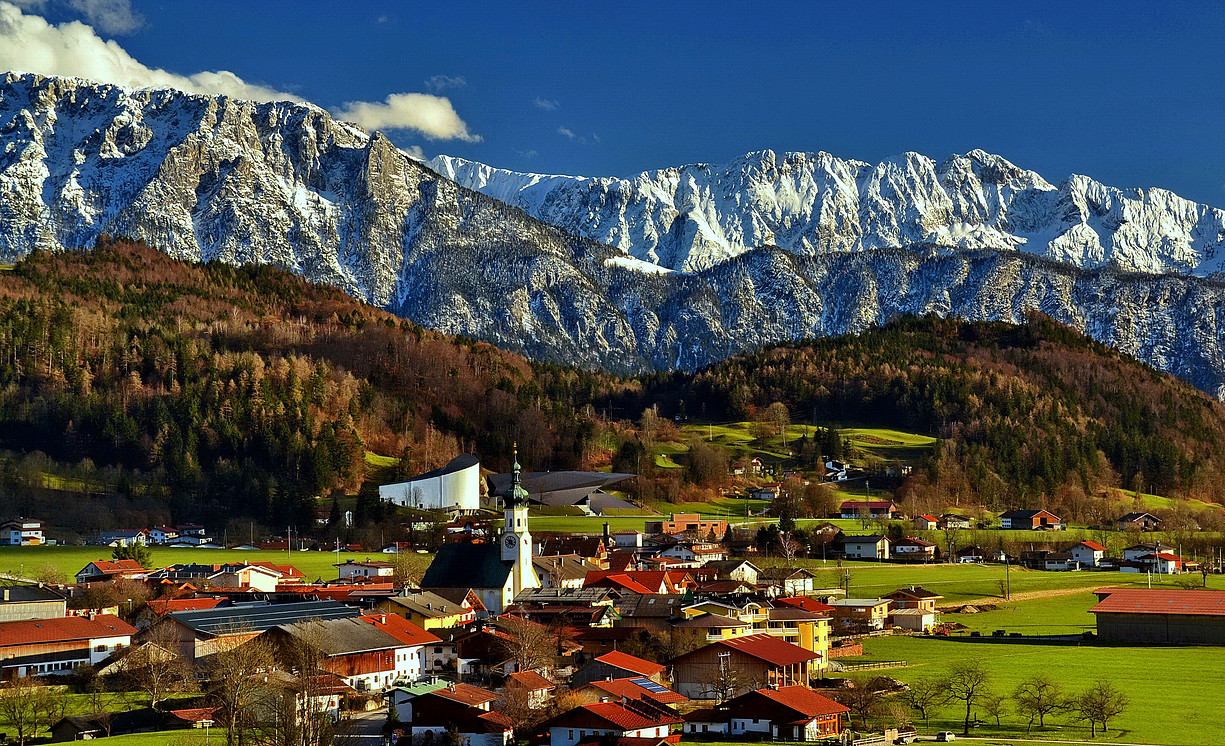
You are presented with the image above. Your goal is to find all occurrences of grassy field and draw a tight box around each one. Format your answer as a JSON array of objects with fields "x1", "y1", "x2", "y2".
[
  {"x1": 0, "y1": 545, "x2": 373, "y2": 583},
  {"x1": 845, "y1": 634, "x2": 1225, "y2": 745}
]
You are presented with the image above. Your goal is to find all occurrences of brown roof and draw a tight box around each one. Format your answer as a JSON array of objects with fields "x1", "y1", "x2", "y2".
[
  {"x1": 755, "y1": 686, "x2": 849, "y2": 717},
  {"x1": 426, "y1": 682, "x2": 500, "y2": 707},
  {"x1": 681, "y1": 634, "x2": 819, "y2": 666},
  {"x1": 1090, "y1": 588, "x2": 1225, "y2": 617},
  {"x1": 552, "y1": 701, "x2": 682, "y2": 731},
  {"x1": 0, "y1": 615, "x2": 136, "y2": 647},
  {"x1": 590, "y1": 677, "x2": 687, "y2": 705},
  {"x1": 358, "y1": 613, "x2": 442, "y2": 647},
  {"x1": 507, "y1": 670, "x2": 555, "y2": 691}
]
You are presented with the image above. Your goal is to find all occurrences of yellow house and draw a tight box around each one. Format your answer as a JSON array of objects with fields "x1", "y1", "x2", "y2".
[
  {"x1": 377, "y1": 591, "x2": 476, "y2": 630},
  {"x1": 765, "y1": 607, "x2": 830, "y2": 668},
  {"x1": 670, "y1": 612, "x2": 752, "y2": 647}
]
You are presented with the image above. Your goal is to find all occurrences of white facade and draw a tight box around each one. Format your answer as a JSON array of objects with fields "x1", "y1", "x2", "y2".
[
  {"x1": 379, "y1": 456, "x2": 481, "y2": 513},
  {"x1": 338, "y1": 562, "x2": 395, "y2": 580},
  {"x1": 1070, "y1": 544, "x2": 1104, "y2": 568},
  {"x1": 551, "y1": 725, "x2": 671, "y2": 746},
  {"x1": 3, "y1": 520, "x2": 44, "y2": 546}
]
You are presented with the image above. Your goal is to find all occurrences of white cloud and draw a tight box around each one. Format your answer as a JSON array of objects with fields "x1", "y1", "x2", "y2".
[
  {"x1": 0, "y1": 1, "x2": 300, "y2": 100},
  {"x1": 402, "y1": 145, "x2": 425, "y2": 161},
  {"x1": 557, "y1": 126, "x2": 586, "y2": 144},
  {"x1": 425, "y1": 74, "x2": 465, "y2": 92},
  {"x1": 0, "y1": 3, "x2": 483, "y2": 142},
  {"x1": 68, "y1": 0, "x2": 141, "y2": 34},
  {"x1": 515, "y1": 148, "x2": 538, "y2": 159},
  {"x1": 533, "y1": 96, "x2": 558, "y2": 110},
  {"x1": 334, "y1": 93, "x2": 481, "y2": 142}
]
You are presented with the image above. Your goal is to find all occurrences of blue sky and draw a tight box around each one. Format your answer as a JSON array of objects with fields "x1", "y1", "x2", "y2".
[{"x1": 5, "y1": 1, "x2": 1225, "y2": 205}]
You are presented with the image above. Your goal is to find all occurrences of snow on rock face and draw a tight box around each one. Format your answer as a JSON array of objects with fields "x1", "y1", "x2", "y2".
[
  {"x1": 3, "y1": 73, "x2": 1225, "y2": 400},
  {"x1": 430, "y1": 148, "x2": 1225, "y2": 278}
]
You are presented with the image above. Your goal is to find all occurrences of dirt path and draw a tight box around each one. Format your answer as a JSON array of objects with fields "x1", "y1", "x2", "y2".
[{"x1": 940, "y1": 584, "x2": 1100, "y2": 610}]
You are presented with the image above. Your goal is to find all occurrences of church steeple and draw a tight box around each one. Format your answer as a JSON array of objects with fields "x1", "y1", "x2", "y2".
[{"x1": 501, "y1": 444, "x2": 538, "y2": 594}]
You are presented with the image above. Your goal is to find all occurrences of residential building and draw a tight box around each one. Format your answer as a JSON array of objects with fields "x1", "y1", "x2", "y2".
[
  {"x1": 1, "y1": 519, "x2": 44, "y2": 546},
  {"x1": 756, "y1": 567, "x2": 816, "y2": 596},
  {"x1": 91, "y1": 529, "x2": 149, "y2": 547},
  {"x1": 1091, "y1": 588, "x2": 1225, "y2": 643},
  {"x1": 1069, "y1": 541, "x2": 1106, "y2": 568},
  {"x1": 571, "y1": 677, "x2": 687, "y2": 707},
  {"x1": 260, "y1": 615, "x2": 423, "y2": 692},
  {"x1": 358, "y1": 613, "x2": 441, "y2": 684},
  {"x1": 999, "y1": 509, "x2": 1063, "y2": 530},
  {"x1": 0, "y1": 584, "x2": 67, "y2": 621},
  {"x1": 379, "y1": 591, "x2": 477, "y2": 630},
  {"x1": 659, "y1": 542, "x2": 727, "y2": 564},
  {"x1": 505, "y1": 670, "x2": 555, "y2": 709},
  {"x1": 891, "y1": 537, "x2": 937, "y2": 561},
  {"x1": 702, "y1": 560, "x2": 760, "y2": 585},
  {"x1": 534, "y1": 555, "x2": 600, "y2": 589},
  {"x1": 683, "y1": 686, "x2": 848, "y2": 741},
  {"x1": 1117, "y1": 512, "x2": 1162, "y2": 531},
  {"x1": 840, "y1": 535, "x2": 890, "y2": 560},
  {"x1": 643, "y1": 514, "x2": 728, "y2": 541},
  {"x1": 765, "y1": 606, "x2": 830, "y2": 664},
  {"x1": 613, "y1": 594, "x2": 687, "y2": 635},
  {"x1": 570, "y1": 650, "x2": 666, "y2": 688},
  {"x1": 336, "y1": 559, "x2": 396, "y2": 581},
  {"x1": 152, "y1": 600, "x2": 359, "y2": 661},
  {"x1": 913, "y1": 515, "x2": 939, "y2": 531},
  {"x1": 887, "y1": 608, "x2": 939, "y2": 632},
  {"x1": 883, "y1": 587, "x2": 943, "y2": 612},
  {"x1": 207, "y1": 563, "x2": 283, "y2": 592},
  {"x1": 669, "y1": 634, "x2": 819, "y2": 700},
  {"x1": 544, "y1": 699, "x2": 681, "y2": 746},
  {"x1": 941, "y1": 514, "x2": 973, "y2": 529},
  {"x1": 387, "y1": 679, "x2": 504, "y2": 746},
  {"x1": 0, "y1": 614, "x2": 135, "y2": 678},
  {"x1": 75, "y1": 560, "x2": 146, "y2": 584},
  {"x1": 829, "y1": 598, "x2": 891, "y2": 630},
  {"x1": 838, "y1": 501, "x2": 899, "y2": 520},
  {"x1": 1043, "y1": 553, "x2": 1079, "y2": 571},
  {"x1": 1123, "y1": 543, "x2": 1175, "y2": 562},
  {"x1": 670, "y1": 613, "x2": 752, "y2": 646},
  {"x1": 149, "y1": 526, "x2": 178, "y2": 545},
  {"x1": 750, "y1": 484, "x2": 781, "y2": 501}
]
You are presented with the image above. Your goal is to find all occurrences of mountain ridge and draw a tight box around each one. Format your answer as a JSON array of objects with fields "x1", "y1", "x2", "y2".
[{"x1": 2, "y1": 72, "x2": 1225, "y2": 400}]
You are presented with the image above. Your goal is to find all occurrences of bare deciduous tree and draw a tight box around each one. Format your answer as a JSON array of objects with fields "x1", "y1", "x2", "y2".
[
  {"x1": 0, "y1": 678, "x2": 42, "y2": 746},
  {"x1": 1073, "y1": 681, "x2": 1129, "y2": 737},
  {"x1": 831, "y1": 677, "x2": 887, "y2": 729},
  {"x1": 942, "y1": 660, "x2": 991, "y2": 736},
  {"x1": 900, "y1": 676, "x2": 943, "y2": 723},
  {"x1": 124, "y1": 623, "x2": 196, "y2": 709},
  {"x1": 210, "y1": 626, "x2": 276, "y2": 746},
  {"x1": 980, "y1": 691, "x2": 1009, "y2": 727},
  {"x1": 495, "y1": 616, "x2": 557, "y2": 673},
  {"x1": 1013, "y1": 674, "x2": 1067, "y2": 732}
]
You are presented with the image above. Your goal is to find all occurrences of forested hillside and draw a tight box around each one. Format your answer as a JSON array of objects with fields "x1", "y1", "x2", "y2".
[
  {"x1": 0, "y1": 240, "x2": 628, "y2": 532},
  {"x1": 1, "y1": 241, "x2": 1222, "y2": 537},
  {"x1": 629, "y1": 316, "x2": 1225, "y2": 516}
]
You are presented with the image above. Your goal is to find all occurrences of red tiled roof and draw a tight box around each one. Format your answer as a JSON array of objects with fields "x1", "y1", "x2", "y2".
[
  {"x1": 775, "y1": 597, "x2": 835, "y2": 614},
  {"x1": 427, "y1": 682, "x2": 500, "y2": 707},
  {"x1": 0, "y1": 615, "x2": 136, "y2": 647},
  {"x1": 585, "y1": 571, "x2": 670, "y2": 593},
  {"x1": 84, "y1": 560, "x2": 146, "y2": 575},
  {"x1": 508, "y1": 670, "x2": 555, "y2": 691},
  {"x1": 590, "y1": 677, "x2": 687, "y2": 704},
  {"x1": 595, "y1": 650, "x2": 666, "y2": 677},
  {"x1": 594, "y1": 575, "x2": 657, "y2": 595},
  {"x1": 169, "y1": 707, "x2": 219, "y2": 723},
  {"x1": 249, "y1": 562, "x2": 305, "y2": 578},
  {"x1": 917, "y1": 515, "x2": 939, "y2": 522},
  {"x1": 1147, "y1": 552, "x2": 1184, "y2": 562},
  {"x1": 1090, "y1": 588, "x2": 1225, "y2": 617},
  {"x1": 146, "y1": 597, "x2": 225, "y2": 615},
  {"x1": 1078, "y1": 541, "x2": 1107, "y2": 551},
  {"x1": 757, "y1": 686, "x2": 850, "y2": 717},
  {"x1": 564, "y1": 701, "x2": 683, "y2": 730},
  {"x1": 896, "y1": 537, "x2": 937, "y2": 547},
  {"x1": 359, "y1": 613, "x2": 441, "y2": 647},
  {"x1": 702, "y1": 634, "x2": 820, "y2": 666}
]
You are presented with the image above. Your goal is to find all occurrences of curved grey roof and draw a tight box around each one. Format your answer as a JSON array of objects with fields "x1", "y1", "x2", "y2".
[{"x1": 409, "y1": 454, "x2": 480, "y2": 481}]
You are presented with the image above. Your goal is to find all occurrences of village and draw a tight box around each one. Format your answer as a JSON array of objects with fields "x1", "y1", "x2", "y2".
[{"x1": 0, "y1": 445, "x2": 1221, "y2": 746}]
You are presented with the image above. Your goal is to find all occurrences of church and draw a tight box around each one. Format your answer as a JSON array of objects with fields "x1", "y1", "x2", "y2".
[{"x1": 419, "y1": 448, "x2": 540, "y2": 613}]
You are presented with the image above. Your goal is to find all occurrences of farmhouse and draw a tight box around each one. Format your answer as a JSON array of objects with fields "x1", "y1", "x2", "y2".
[
  {"x1": 1068, "y1": 540, "x2": 1106, "y2": 568},
  {"x1": 1091, "y1": 588, "x2": 1225, "y2": 644},
  {"x1": 75, "y1": 560, "x2": 147, "y2": 584},
  {"x1": 913, "y1": 514, "x2": 939, "y2": 531},
  {"x1": 683, "y1": 686, "x2": 848, "y2": 741},
  {"x1": 840, "y1": 535, "x2": 890, "y2": 560},
  {"x1": 1, "y1": 519, "x2": 44, "y2": 546},
  {"x1": 891, "y1": 537, "x2": 937, "y2": 561},
  {"x1": 1117, "y1": 512, "x2": 1162, "y2": 531},
  {"x1": 0, "y1": 614, "x2": 135, "y2": 679},
  {"x1": 669, "y1": 634, "x2": 819, "y2": 699},
  {"x1": 828, "y1": 598, "x2": 891, "y2": 630},
  {"x1": 570, "y1": 650, "x2": 665, "y2": 688},
  {"x1": 941, "y1": 513, "x2": 973, "y2": 529},
  {"x1": 999, "y1": 509, "x2": 1063, "y2": 530},
  {"x1": 544, "y1": 698, "x2": 681, "y2": 746}
]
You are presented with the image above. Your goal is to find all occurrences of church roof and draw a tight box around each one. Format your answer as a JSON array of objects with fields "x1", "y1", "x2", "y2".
[{"x1": 422, "y1": 543, "x2": 513, "y2": 591}]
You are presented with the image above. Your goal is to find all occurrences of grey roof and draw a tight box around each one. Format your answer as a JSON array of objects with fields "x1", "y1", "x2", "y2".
[
  {"x1": 0, "y1": 584, "x2": 66, "y2": 603},
  {"x1": 275, "y1": 616, "x2": 403, "y2": 656},
  {"x1": 422, "y1": 543, "x2": 512, "y2": 590},
  {"x1": 408, "y1": 454, "x2": 480, "y2": 481},
  {"x1": 671, "y1": 613, "x2": 748, "y2": 628},
  {"x1": 168, "y1": 600, "x2": 358, "y2": 637},
  {"x1": 487, "y1": 470, "x2": 635, "y2": 508},
  {"x1": 615, "y1": 594, "x2": 686, "y2": 618},
  {"x1": 514, "y1": 587, "x2": 614, "y2": 605},
  {"x1": 533, "y1": 555, "x2": 597, "y2": 581},
  {"x1": 384, "y1": 591, "x2": 468, "y2": 618}
]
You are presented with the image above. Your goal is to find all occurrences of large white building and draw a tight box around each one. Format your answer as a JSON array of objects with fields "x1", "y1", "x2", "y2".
[{"x1": 379, "y1": 455, "x2": 481, "y2": 513}]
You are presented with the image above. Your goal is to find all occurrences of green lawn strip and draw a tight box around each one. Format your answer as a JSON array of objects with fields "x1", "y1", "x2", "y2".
[
  {"x1": 843, "y1": 635, "x2": 1225, "y2": 745},
  {"x1": 0, "y1": 545, "x2": 356, "y2": 584}
]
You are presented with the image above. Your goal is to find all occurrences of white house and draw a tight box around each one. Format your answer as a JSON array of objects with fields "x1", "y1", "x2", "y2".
[
  {"x1": 0, "y1": 615, "x2": 135, "y2": 677},
  {"x1": 545, "y1": 700, "x2": 681, "y2": 746},
  {"x1": 336, "y1": 560, "x2": 396, "y2": 581},
  {"x1": 891, "y1": 537, "x2": 937, "y2": 561},
  {"x1": 1, "y1": 519, "x2": 44, "y2": 546},
  {"x1": 379, "y1": 454, "x2": 481, "y2": 513},
  {"x1": 208, "y1": 563, "x2": 283, "y2": 592},
  {"x1": 1123, "y1": 543, "x2": 1175, "y2": 562},
  {"x1": 1069, "y1": 541, "x2": 1106, "y2": 568},
  {"x1": 841, "y1": 535, "x2": 890, "y2": 560}
]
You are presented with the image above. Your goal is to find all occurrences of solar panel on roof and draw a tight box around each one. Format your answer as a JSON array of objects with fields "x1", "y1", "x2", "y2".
[{"x1": 631, "y1": 677, "x2": 670, "y2": 694}]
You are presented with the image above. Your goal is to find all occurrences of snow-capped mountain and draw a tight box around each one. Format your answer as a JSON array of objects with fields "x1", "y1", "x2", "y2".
[
  {"x1": 2, "y1": 72, "x2": 1224, "y2": 399},
  {"x1": 430, "y1": 151, "x2": 1225, "y2": 277}
]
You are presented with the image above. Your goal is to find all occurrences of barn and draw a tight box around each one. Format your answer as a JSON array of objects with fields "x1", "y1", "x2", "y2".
[{"x1": 1090, "y1": 588, "x2": 1225, "y2": 644}]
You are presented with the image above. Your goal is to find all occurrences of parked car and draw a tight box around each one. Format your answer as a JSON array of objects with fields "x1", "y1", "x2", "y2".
[{"x1": 936, "y1": 732, "x2": 956, "y2": 742}]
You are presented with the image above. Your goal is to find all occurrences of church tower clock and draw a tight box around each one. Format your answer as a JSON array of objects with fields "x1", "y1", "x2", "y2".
[{"x1": 501, "y1": 445, "x2": 539, "y2": 595}]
